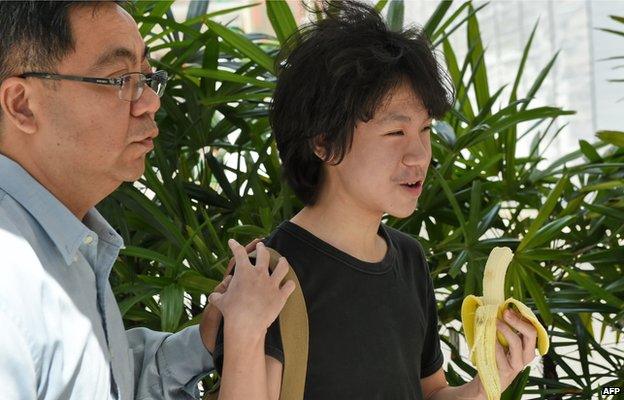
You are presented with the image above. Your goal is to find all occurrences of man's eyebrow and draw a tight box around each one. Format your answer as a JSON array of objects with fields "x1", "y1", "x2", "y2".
[{"x1": 91, "y1": 44, "x2": 149, "y2": 70}]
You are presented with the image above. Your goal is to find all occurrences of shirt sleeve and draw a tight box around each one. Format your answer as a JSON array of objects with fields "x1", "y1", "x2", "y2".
[
  {"x1": 416, "y1": 242, "x2": 444, "y2": 378},
  {"x1": 0, "y1": 307, "x2": 38, "y2": 400},
  {"x1": 127, "y1": 325, "x2": 214, "y2": 400}
]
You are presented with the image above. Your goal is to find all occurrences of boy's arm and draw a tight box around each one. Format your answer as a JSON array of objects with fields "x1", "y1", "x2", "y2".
[{"x1": 421, "y1": 368, "x2": 485, "y2": 400}]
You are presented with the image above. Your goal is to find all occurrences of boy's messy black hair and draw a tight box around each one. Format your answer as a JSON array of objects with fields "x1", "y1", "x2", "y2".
[{"x1": 270, "y1": 0, "x2": 454, "y2": 205}]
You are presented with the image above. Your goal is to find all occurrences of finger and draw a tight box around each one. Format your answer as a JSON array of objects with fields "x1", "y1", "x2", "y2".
[
  {"x1": 254, "y1": 242, "x2": 270, "y2": 274},
  {"x1": 270, "y1": 257, "x2": 290, "y2": 284},
  {"x1": 226, "y1": 239, "x2": 263, "y2": 274},
  {"x1": 494, "y1": 339, "x2": 511, "y2": 372},
  {"x1": 213, "y1": 275, "x2": 232, "y2": 294},
  {"x1": 497, "y1": 320, "x2": 524, "y2": 371},
  {"x1": 503, "y1": 310, "x2": 537, "y2": 364},
  {"x1": 280, "y1": 279, "x2": 296, "y2": 301},
  {"x1": 244, "y1": 238, "x2": 263, "y2": 253},
  {"x1": 228, "y1": 239, "x2": 252, "y2": 273},
  {"x1": 207, "y1": 292, "x2": 223, "y2": 310},
  {"x1": 226, "y1": 256, "x2": 236, "y2": 275}
]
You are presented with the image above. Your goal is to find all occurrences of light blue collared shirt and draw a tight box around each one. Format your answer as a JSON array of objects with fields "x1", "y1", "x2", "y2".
[{"x1": 0, "y1": 154, "x2": 214, "y2": 400}]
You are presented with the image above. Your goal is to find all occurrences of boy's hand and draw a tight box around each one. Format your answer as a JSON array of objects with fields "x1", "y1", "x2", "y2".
[{"x1": 207, "y1": 239, "x2": 295, "y2": 337}]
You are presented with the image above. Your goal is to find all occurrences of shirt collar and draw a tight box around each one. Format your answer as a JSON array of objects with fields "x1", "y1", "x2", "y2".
[{"x1": 0, "y1": 153, "x2": 123, "y2": 265}]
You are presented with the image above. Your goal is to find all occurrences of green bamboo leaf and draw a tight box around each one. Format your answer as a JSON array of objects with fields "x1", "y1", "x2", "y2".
[
  {"x1": 500, "y1": 367, "x2": 531, "y2": 400},
  {"x1": 520, "y1": 51, "x2": 559, "y2": 111},
  {"x1": 374, "y1": 0, "x2": 388, "y2": 12},
  {"x1": 205, "y1": 20, "x2": 275, "y2": 74},
  {"x1": 522, "y1": 215, "x2": 575, "y2": 249},
  {"x1": 561, "y1": 265, "x2": 624, "y2": 308},
  {"x1": 430, "y1": 168, "x2": 467, "y2": 230},
  {"x1": 185, "y1": 67, "x2": 276, "y2": 88},
  {"x1": 121, "y1": 246, "x2": 180, "y2": 270},
  {"x1": 184, "y1": 0, "x2": 209, "y2": 41},
  {"x1": 118, "y1": 287, "x2": 158, "y2": 317},
  {"x1": 596, "y1": 130, "x2": 624, "y2": 147},
  {"x1": 228, "y1": 224, "x2": 270, "y2": 238},
  {"x1": 509, "y1": 21, "x2": 538, "y2": 104},
  {"x1": 516, "y1": 266, "x2": 553, "y2": 325},
  {"x1": 581, "y1": 179, "x2": 624, "y2": 192},
  {"x1": 266, "y1": 0, "x2": 298, "y2": 45},
  {"x1": 178, "y1": 270, "x2": 220, "y2": 293},
  {"x1": 386, "y1": 0, "x2": 404, "y2": 31},
  {"x1": 466, "y1": 4, "x2": 490, "y2": 111},
  {"x1": 584, "y1": 202, "x2": 624, "y2": 221},
  {"x1": 517, "y1": 176, "x2": 569, "y2": 252},
  {"x1": 161, "y1": 284, "x2": 184, "y2": 332},
  {"x1": 423, "y1": 0, "x2": 452, "y2": 39},
  {"x1": 431, "y1": 3, "x2": 488, "y2": 48},
  {"x1": 571, "y1": 315, "x2": 592, "y2": 389},
  {"x1": 449, "y1": 249, "x2": 469, "y2": 279},
  {"x1": 200, "y1": 92, "x2": 270, "y2": 106},
  {"x1": 578, "y1": 140, "x2": 602, "y2": 163},
  {"x1": 578, "y1": 248, "x2": 624, "y2": 264},
  {"x1": 598, "y1": 27, "x2": 624, "y2": 38},
  {"x1": 136, "y1": 15, "x2": 203, "y2": 40},
  {"x1": 138, "y1": 1, "x2": 175, "y2": 37}
]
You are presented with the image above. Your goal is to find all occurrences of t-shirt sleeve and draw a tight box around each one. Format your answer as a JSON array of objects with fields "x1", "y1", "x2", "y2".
[{"x1": 418, "y1": 245, "x2": 444, "y2": 378}]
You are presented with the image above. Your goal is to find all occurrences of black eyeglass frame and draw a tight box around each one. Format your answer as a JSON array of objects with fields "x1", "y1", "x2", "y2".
[{"x1": 18, "y1": 70, "x2": 169, "y2": 101}]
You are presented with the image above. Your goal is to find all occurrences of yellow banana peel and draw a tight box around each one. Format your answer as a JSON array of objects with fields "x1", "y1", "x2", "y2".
[{"x1": 460, "y1": 247, "x2": 550, "y2": 400}]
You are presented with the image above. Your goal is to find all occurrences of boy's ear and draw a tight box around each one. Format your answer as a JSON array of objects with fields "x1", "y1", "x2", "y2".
[{"x1": 313, "y1": 135, "x2": 329, "y2": 161}]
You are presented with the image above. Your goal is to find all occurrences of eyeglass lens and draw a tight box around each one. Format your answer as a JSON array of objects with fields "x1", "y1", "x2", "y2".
[{"x1": 119, "y1": 73, "x2": 166, "y2": 101}]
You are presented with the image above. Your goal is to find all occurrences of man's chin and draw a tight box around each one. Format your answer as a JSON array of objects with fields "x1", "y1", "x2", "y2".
[{"x1": 119, "y1": 160, "x2": 147, "y2": 183}]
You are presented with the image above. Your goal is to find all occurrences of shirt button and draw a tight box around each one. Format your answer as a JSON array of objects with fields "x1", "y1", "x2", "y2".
[{"x1": 83, "y1": 235, "x2": 94, "y2": 245}]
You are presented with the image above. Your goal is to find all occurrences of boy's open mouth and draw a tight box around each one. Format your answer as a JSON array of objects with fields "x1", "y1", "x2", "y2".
[{"x1": 400, "y1": 181, "x2": 423, "y2": 189}]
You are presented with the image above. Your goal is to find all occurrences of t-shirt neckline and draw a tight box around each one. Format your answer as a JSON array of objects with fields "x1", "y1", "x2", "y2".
[{"x1": 278, "y1": 220, "x2": 397, "y2": 275}]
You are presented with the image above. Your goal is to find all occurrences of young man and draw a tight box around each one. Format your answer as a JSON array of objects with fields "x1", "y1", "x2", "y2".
[
  {"x1": 213, "y1": 1, "x2": 541, "y2": 399},
  {"x1": 0, "y1": 2, "x2": 293, "y2": 399}
]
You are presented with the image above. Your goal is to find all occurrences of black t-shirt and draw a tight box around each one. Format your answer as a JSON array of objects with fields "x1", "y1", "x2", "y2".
[{"x1": 213, "y1": 221, "x2": 444, "y2": 399}]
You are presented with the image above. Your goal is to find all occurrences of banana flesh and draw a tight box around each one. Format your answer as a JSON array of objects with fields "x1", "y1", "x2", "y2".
[{"x1": 460, "y1": 247, "x2": 550, "y2": 400}]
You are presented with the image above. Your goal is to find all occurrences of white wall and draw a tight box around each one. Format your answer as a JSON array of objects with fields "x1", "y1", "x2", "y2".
[{"x1": 405, "y1": 0, "x2": 624, "y2": 159}]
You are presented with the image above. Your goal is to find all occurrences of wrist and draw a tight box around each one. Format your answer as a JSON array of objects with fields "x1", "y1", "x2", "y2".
[
  {"x1": 468, "y1": 375, "x2": 487, "y2": 400},
  {"x1": 224, "y1": 318, "x2": 267, "y2": 345}
]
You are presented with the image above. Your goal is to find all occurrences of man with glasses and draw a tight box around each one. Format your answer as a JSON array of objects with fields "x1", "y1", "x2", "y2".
[{"x1": 0, "y1": 2, "x2": 293, "y2": 399}]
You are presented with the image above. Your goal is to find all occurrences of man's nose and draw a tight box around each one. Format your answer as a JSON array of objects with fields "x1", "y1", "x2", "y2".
[{"x1": 131, "y1": 84, "x2": 161, "y2": 117}]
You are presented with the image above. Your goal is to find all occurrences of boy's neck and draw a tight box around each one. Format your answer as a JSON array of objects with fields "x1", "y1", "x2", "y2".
[{"x1": 290, "y1": 196, "x2": 388, "y2": 263}]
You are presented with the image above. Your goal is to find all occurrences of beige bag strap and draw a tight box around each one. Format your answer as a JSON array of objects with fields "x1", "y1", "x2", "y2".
[{"x1": 205, "y1": 247, "x2": 309, "y2": 400}]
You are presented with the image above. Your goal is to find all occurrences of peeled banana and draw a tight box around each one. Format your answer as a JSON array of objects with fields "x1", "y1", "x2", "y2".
[{"x1": 461, "y1": 247, "x2": 550, "y2": 400}]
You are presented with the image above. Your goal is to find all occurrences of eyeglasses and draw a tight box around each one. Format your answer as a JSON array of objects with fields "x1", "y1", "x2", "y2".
[{"x1": 19, "y1": 70, "x2": 168, "y2": 102}]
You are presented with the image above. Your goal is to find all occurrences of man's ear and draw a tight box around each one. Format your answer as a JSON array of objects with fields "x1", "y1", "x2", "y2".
[{"x1": 0, "y1": 77, "x2": 37, "y2": 134}]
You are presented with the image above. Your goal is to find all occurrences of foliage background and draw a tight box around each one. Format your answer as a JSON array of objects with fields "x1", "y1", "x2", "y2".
[{"x1": 99, "y1": 1, "x2": 624, "y2": 398}]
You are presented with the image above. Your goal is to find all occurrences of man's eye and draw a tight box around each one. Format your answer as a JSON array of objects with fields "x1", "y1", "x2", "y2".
[
  {"x1": 386, "y1": 130, "x2": 405, "y2": 136},
  {"x1": 422, "y1": 126, "x2": 431, "y2": 132}
]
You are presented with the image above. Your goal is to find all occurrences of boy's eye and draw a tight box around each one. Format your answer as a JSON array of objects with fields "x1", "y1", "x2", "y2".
[
  {"x1": 422, "y1": 126, "x2": 431, "y2": 132},
  {"x1": 386, "y1": 130, "x2": 405, "y2": 136}
]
